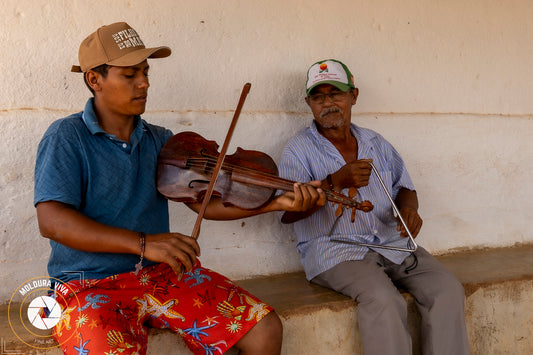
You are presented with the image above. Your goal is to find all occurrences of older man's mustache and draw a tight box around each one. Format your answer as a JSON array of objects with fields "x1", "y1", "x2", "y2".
[{"x1": 320, "y1": 107, "x2": 342, "y2": 118}]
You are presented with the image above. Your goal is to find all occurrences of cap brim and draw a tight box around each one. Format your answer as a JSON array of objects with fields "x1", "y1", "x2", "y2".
[
  {"x1": 306, "y1": 80, "x2": 353, "y2": 96},
  {"x1": 71, "y1": 46, "x2": 171, "y2": 73},
  {"x1": 108, "y1": 46, "x2": 172, "y2": 67}
]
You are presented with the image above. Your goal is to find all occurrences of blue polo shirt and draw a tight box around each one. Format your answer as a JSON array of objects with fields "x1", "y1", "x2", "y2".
[{"x1": 34, "y1": 98, "x2": 174, "y2": 282}]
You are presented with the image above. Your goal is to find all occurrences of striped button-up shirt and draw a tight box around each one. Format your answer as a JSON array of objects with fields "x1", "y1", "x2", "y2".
[{"x1": 279, "y1": 121, "x2": 415, "y2": 280}]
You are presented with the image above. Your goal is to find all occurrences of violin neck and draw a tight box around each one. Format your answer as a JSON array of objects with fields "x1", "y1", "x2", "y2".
[
  {"x1": 231, "y1": 169, "x2": 295, "y2": 191},
  {"x1": 231, "y1": 170, "x2": 358, "y2": 207}
]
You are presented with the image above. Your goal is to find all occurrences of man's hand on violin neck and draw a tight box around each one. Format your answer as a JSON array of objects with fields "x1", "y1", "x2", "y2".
[
  {"x1": 272, "y1": 181, "x2": 326, "y2": 212},
  {"x1": 144, "y1": 233, "x2": 201, "y2": 275}
]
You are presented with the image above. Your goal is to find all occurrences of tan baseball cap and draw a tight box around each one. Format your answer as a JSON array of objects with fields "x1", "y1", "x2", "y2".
[{"x1": 71, "y1": 22, "x2": 171, "y2": 73}]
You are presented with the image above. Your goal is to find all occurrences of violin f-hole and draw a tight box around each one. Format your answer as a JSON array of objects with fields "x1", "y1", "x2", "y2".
[{"x1": 188, "y1": 179, "x2": 210, "y2": 189}]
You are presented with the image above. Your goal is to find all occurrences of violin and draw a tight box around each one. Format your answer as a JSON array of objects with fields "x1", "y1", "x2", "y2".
[{"x1": 156, "y1": 131, "x2": 374, "y2": 219}]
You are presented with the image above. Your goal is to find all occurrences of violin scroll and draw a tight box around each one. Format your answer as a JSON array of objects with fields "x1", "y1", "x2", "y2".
[{"x1": 332, "y1": 187, "x2": 373, "y2": 222}]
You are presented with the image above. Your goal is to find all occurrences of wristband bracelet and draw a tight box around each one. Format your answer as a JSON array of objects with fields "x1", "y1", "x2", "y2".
[{"x1": 134, "y1": 232, "x2": 146, "y2": 275}]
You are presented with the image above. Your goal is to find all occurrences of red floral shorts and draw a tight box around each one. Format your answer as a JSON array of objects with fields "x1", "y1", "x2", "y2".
[{"x1": 52, "y1": 261, "x2": 273, "y2": 354}]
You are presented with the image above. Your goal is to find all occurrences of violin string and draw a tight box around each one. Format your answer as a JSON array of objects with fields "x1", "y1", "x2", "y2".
[
  {"x1": 183, "y1": 158, "x2": 356, "y2": 206},
  {"x1": 182, "y1": 157, "x2": 358, "y2": 206},
  {"x1": 184, "y1": 163, "x2": 355, "y2": 206},
  {"x1": 185, "y1": 157, "x2": 292, "y2": 186}
]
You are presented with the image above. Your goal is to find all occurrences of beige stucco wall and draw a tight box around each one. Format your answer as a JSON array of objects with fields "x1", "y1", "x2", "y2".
[{"x1": 1, "y1": 0, "x2": 532, "y2": 302}]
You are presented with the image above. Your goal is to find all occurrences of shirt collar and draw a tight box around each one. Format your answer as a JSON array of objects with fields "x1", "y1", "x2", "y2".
[
  {"x1": 309, "y1": 120, "x2": 379, "y2": 161},
  {"x1": 81, "y1": 98, "x2": 144, "y2": 144}
]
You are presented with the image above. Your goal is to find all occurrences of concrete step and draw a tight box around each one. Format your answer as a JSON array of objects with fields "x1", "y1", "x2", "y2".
[{"x1": 2, "y1": 244, "x2": 533, "y2": 354}]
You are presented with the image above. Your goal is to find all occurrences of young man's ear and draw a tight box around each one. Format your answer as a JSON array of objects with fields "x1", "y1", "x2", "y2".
[{"x1": 85, "y1": 71, "x2": 101, "y2": 92}]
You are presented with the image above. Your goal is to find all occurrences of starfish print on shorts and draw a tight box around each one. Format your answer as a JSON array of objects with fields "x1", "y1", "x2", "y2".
[
  {"x1": 54, "y1": 305, "x2": 77, "y2": 336},
  {"x1": 214, "y1": 280, "x2": 245, "y2": 304},
  {"x1": 243, "y1": 294, "x2": 270, "y2": 322},
  {"x1": 143, "y1": 294, "x2": 185, "y2": 321},
  {"x1": 199, "y1": 340, "x2": 227, "y2": 355},
  {"x1": 78, "y1": 293, "x2": 110, "y2": 311},
  {"x1": 73, "y1": 333, "x2": 90, "y2": 355},
  {"x1": 184, "y1": 268, "x2": 211, "y2": 287},
  {"x1": 197, "y1": 289, "x2": 216, "y2": 306},
  {"x1": 184, "y1": 319, "x2": 216, "y2": 341}
]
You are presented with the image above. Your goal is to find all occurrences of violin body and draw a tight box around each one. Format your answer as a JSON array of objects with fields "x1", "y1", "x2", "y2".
[{"x1": 157, "y1": 131, "x2": 278, "y2": 210}]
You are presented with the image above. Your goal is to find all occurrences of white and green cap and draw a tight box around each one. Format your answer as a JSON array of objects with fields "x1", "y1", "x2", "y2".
[{"x1": 305, "y1": 59, "x2": 355, "y2": 96}]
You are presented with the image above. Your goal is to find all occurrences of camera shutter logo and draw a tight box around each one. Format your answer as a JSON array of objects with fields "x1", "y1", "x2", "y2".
[
  {"x1": 8, "y1": 276, "x2": 80, "y2": 350},
  {"x1": 27, "y1": 295, "x2": 62, "y2": 330}
]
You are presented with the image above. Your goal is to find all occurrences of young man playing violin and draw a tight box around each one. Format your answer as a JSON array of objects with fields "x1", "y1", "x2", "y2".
[
  {"x1": 278, "y1": 59, "x2": 470, "y2": 355},
  {"x1": 34, "y1": 22, "x2": 324, "y2": 355}
]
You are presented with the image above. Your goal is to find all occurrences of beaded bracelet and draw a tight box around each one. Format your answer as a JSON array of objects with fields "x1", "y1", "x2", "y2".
[{"x1": 134, "y1": 232, "x2": 146, "y2": 275}]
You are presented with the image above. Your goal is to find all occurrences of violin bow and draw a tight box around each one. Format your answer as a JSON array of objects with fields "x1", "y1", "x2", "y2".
[
  {"x1": 177, "y1": 83, "x2": 251, "y2": 279},
  {"x1": 191, "y1": 83, "x2": 252, "y2": 240}
]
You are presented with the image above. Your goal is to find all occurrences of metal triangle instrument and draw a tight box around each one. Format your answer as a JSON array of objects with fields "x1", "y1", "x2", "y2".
[{"x1": 330, "y1": 161, "x2": 418, "y2": 253}]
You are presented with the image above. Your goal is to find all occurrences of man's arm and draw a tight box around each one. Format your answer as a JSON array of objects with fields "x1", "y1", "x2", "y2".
[
  {"x1": 187, "y1": 182, "x2": 326, "y2": 220},
  {"x1": 281, "y1": 159, "x2": 373, "y2": 224},
  {"x1": 394, "y1": 188, "x2": 423, "y2": 238},
  {"x1": 36, "y1": 201, "x2": 200, "y2": 274},
  {"x1": 280, "y1": 179, "x2": 330, "y2": 223}
]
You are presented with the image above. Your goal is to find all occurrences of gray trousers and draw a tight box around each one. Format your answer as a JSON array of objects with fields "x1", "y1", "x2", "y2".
[{"x1": 311, "y1": 247, "x2": 470, "y2": 355}]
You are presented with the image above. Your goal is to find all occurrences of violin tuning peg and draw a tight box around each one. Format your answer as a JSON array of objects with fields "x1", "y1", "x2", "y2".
[
  {"x1": 348, "y1": 187, "x2": 357, "y2": 199},
  {"x1": 335, "y1": 205, "x2": 343, "y2": 218},
  {"x1": 350, "y1": 207, "x2": 356, "y2": 222}
]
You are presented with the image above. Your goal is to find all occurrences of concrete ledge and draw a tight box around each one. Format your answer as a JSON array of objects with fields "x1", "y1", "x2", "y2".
[{"x1": 2, "y1": 245, "x2": 532, "y2": 354}]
